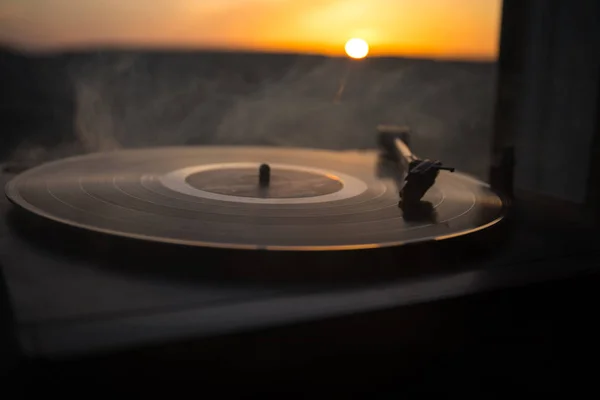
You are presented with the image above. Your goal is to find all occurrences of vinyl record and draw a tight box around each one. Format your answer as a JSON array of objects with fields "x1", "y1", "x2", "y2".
[{"x1": 5, "y1": 146, "x2": 505, "y2": 250}]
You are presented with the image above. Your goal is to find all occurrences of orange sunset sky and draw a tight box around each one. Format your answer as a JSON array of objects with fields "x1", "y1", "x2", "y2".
[{"x1": 0, "y1": 0, "x2": 502, "y2": 60}]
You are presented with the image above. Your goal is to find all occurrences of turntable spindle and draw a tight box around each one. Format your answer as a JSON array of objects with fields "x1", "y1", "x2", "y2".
[{"x1": 259, "y1": 163, "x2": 271, "y2": 187}]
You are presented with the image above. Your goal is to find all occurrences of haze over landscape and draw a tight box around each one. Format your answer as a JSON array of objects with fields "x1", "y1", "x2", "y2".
[{"x1": 0, "y1": 0, "x2": 502, "y2": 180}]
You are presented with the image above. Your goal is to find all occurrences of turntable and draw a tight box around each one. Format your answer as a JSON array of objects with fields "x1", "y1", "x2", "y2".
[
  {"x1": 0, "y1": 128, "x2": 515, "y2": 360},
  {"x1": 1, "y1": 127, "x2": 597, "y2": 373}
]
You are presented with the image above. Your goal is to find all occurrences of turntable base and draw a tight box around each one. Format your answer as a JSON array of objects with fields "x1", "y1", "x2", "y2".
[
  {"x1": 3, "y1": 146, "x2": 596, "y2": 360},
  {"x1": 2, "y1": 164, "x2": 600, "y2": 360}
]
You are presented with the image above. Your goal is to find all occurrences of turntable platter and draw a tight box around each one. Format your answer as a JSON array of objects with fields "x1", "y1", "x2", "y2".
[{"x1": 5, "y1": 146, "x2": 505, "y2": 250}]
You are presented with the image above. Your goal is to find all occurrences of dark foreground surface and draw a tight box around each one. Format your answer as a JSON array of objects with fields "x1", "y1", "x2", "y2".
[{"x1": 3, "y1": 271, "x2": 599, "y2": 395}]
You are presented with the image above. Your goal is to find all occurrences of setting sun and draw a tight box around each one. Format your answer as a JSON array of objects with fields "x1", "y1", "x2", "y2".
[
  {"x1": 0, "y1": 1, "x2": 502, "y2": 60},
  {"x1": 345, "y1": 38, "x2": 369, "y2": 59}
]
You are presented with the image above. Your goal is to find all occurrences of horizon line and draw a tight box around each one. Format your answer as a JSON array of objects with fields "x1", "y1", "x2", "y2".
[{"x1": 0, "y1": 42, "x2": 497, "y2": 63}]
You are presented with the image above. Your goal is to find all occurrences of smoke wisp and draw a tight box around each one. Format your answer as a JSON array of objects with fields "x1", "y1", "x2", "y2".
[{"x1": 2, "y1": 50, "x2": 497, "y2": 179}]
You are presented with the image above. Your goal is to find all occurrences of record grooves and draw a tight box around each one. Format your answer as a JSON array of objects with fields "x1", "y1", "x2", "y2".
[
  {"x1": 4, "y1": 145, "x2": 507, "y2": 282},
  {"x1": 5, "y1": 146, "x2": 505, "y2": 251}
]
